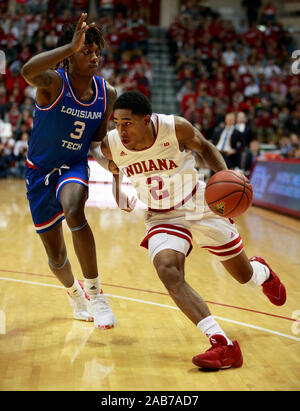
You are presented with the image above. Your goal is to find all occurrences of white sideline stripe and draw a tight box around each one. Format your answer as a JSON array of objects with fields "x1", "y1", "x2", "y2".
[
  {"x1": 0, "y1": 277, "x2": 64, "y2": 289},
  {"x1": 212, "y1": 316, "x2": 300, "y2": 342},
  {"x1": 1, "y1": 276, "x2": 299, "y2": 342}
]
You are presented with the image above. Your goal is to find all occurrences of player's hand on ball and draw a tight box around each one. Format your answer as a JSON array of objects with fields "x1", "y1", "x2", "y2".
[{"x1": 205, "y1": 170, "x2": 253, "y2": 218}]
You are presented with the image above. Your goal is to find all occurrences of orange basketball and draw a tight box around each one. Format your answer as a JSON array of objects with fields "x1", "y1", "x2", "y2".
[{"x1": 204, "y1": 170, "x2": 253, "y2": 218}]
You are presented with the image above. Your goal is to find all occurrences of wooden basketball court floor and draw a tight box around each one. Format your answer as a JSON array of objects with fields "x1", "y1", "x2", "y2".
[{"x1": 0, "y1": 178, "x2": 299, "y2": 391}]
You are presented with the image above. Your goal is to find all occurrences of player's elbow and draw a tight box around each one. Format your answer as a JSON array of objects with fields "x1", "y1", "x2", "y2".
[
  {"x1": 21, "y1": 63, "x2": 31, "y2": 82},
  {"x1": 20, "y1": 64, "x2": 28, "y2": 79},
  {"x1": 21, "y1": 61, "x2": 39, "y2": 86}
]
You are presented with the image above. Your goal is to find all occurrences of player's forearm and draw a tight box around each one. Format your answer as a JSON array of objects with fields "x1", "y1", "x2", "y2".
[
  {"x1": 200, "y1": 140, "x2": 228, "y2": 172},
  {"x1": 112, "y1": 174, "x2": 127, "y2": 209},
  {"x1": 21, "y1": 44, "x2": 74, "y2": 80},
  {"x1": 90, "y1": 142, "x2": 110, "y2": 170}
]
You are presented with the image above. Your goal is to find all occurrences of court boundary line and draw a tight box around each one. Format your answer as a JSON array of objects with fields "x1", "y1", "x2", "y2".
[
  {"x1": 0, "y1": 276, "x2": 299, "y2": 343},
  {"x1": 0, "y1": 268, "x2": 297, "y2": 324}
]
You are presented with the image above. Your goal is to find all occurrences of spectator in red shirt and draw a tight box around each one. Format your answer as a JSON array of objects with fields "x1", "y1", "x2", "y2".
[
  {"x1": 255, "y1": 109, "x2": 274, "y2": 143},
  {"x1": 5, "y1": 71, "x2": 27, "y2": 96},
  {"x1": 106, "y1": 24, "x2": 122, "y2": 54},
  {"x1": 5, "y1": 102, "x2": 22, "y2": 132},
  {"x1": 209, "y1": 16, "x2": 223, "y2": 38},
  {"x1": 131, "y1": 17, "x2": 149, "y2": 54},
  {"x1": 243, "y1": 23, "x2": 262, "y2": 47},
  {"x1": 261, "y1": 1, "x2": 277, "y2": 24},
  {"x1": 198, "y1": 103, "x2": 215, "y2": 140},
  {"x1": 182, "y1": 96, "x2": 201, "y2": 125},
  {"x1": 18, "y1": 44, "x2": 32, "y2": 64},
  {"x1": 220, "y1": 21, "x2": 238, "y2": 43}
]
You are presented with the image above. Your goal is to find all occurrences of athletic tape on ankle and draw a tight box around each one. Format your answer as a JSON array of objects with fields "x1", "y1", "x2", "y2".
[
  {"x1": 69, "y1": 221, "x2": 88, "y2": 232},
  {"x1": 48, "y1": 255, "x2": 68, "y2": 270}
]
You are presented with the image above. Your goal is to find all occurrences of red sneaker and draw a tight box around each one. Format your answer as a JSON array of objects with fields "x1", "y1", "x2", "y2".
[
  {"x1": 192, "y1": 335, "x2": 243, "y2": 370},
  {"x1": 250, "y1": 256, "x2": 286, "y2": 306}
]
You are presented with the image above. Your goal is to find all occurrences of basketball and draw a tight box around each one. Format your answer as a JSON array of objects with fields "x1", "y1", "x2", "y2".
[{"x1": 205, "y1": 170, "x2": 253, "y2": 218}]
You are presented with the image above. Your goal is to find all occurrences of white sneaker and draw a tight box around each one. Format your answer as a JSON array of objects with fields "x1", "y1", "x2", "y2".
[
  {"x1": 66, "y1": 281, "x2": 93, "y2": 322},
  {"x1": 89, "y1": 293, "x2": 116, "y2": 329}
]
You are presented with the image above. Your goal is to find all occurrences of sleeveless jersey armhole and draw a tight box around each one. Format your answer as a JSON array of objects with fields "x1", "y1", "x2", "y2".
[
  {"x1": 160, "y1": 114, "x2": 180, "y2": 150},
  {"x1": 107, "y1": 130, "x2": 119, "y2": 162},
  {"x1": 35, "y1": 70, "x2": 65, "y2": 111},
  {"x1": 101, "y1": 78, "x2": 107, "y2": 112},
  {"x1": 170, "y1": 115, "x2": 179, "y2": 148}
]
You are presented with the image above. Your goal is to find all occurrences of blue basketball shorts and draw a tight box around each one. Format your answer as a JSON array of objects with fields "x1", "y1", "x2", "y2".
[{"x1": 25, "y1": 161, "x2": 89, "y2": 234}]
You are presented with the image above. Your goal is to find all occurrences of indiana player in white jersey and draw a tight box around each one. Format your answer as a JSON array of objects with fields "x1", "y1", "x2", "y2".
[{"x1": 96, "y1": 91, "x2": 286, "y2": 370}]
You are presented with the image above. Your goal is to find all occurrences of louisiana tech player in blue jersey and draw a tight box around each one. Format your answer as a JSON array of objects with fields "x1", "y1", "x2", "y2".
[
  {"x1": 27, "y1": 67, "x2": 108, "y2": 171},
  {"x1": 21, "y1": 13, "x2": 117, "y2": 329}
]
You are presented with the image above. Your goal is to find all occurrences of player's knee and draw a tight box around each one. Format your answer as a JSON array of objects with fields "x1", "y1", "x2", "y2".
[
  {"x1": 63, "y1": 202, "x2": 85, "y2": 227},
  {"x1": 156, "y1": 263, "x2": 184, "y2": 292},
  {"x1": 46, "y1": 248, "x2": 66, "y2": 268}
]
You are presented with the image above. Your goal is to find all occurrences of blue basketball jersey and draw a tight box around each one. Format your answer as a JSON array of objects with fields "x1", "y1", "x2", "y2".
[{"x1": 27, "y1": 68, "x2": 107, "y2": 171}]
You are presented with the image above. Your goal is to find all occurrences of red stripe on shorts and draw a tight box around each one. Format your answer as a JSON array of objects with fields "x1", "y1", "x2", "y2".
[
  {"x1": 201, "y1": 235, "x2": 242, "y2": 251},
  {"x1": 147, "y1": 224, "x2": 193, "y2": 239},
  {"x1": 205, "y1": 243, "x2": 244, "y2": 257},
  {"x1": 140, "y1": 224, "x2": 193, "y2": 256}
]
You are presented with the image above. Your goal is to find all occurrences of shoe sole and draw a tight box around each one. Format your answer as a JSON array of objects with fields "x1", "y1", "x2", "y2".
[
  {"x1": 95, "y1": 324, "x2": 116, "y2": 330},
  {"x1": 192, "y1": 340, "x2": 243, "y2": 370},
  {"x1": 74, "y1": 314, "x2": 94, "y2": 322},
  {"x1": 192, "y1": 357, "x2": 243, "y2": 370}
]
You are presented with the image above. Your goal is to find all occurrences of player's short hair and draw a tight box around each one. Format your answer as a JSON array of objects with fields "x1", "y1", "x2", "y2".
[
  {"x1": 113, "y1": 91, "x2": 152, "y2": 116},
  {"x1": 56, "y1": 23, "x2": 105, "y2": 70}
]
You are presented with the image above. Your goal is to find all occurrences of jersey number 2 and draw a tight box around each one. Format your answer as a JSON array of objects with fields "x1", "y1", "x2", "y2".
[
  {"x1": 70, "y1": 121, "x2": 86, "y2": 140},
  {"x1": 146, "y1": 176, "x2": 169, "y2": 200}
]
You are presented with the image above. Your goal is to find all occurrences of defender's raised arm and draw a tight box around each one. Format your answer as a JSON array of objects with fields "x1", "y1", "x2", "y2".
[{"x1": 21, "y1": 13, "x2": 95, "y2": 89}]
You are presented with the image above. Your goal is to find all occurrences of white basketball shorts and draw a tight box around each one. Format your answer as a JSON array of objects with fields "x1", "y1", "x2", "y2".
[{"x1": 140, "y1": 190, "x2": 243, "y2": 262}]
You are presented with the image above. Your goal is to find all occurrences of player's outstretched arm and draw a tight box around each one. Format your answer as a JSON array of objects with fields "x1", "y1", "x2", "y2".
[
  {"x1": 90, "y1": 134, "x2": 119, "y2": 174},
  {"x1": 21, "y1": 13, "x2": 94, "y2": 92},
  {"x1": 100, "y1": 137, "x2": 137, "y2": 212},
  {"x1": 112, "y1": 172, "x2": 137, "y2": 212},
  {"x1": 175, "y1": 116, "x2": 228, "y2": 173}
]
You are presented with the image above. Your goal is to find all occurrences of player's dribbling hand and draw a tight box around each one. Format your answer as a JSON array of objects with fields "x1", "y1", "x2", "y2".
[
  {"x1": 71, "y1": 13, "x2": 95, "y2": 53},
  {"x1": 121, "y1": 196, "x2": 137, "y2": 213}
]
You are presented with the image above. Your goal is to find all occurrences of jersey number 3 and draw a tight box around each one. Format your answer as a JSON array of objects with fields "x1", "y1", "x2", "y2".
[{"x1": 70, "y1": 121, "x2": 86, "y2": 140}]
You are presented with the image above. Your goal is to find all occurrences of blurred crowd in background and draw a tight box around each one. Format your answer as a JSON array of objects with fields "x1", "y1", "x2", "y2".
[
  {"x1": 170, "y1": 0, "x2": 300, "y2": 173},
  {"x1": 0, "y1": 0, "x2": 153, "y2": 178},
  {"x1": 0, "y1": 0, "x2": 299, "y2": 180}
]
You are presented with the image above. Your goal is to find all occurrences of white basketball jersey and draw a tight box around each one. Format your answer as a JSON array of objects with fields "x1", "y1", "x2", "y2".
[{"x1": 108, "y1": 113, "x2": 204, "y2": 210}]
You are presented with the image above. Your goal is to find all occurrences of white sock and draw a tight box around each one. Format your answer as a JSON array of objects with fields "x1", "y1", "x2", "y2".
[
  {"x1": 246, "y1": 261, "x2": 270, "y2": 288},
  {"x1": 84, "y1": 277, "x2": 101, "y2": 298},
  {"x1": 197, "y1": 315, "x2": 233, "y2": 345},
  {"x1": 66, "y1": 279, "x2": 83, "y2": 299}
]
